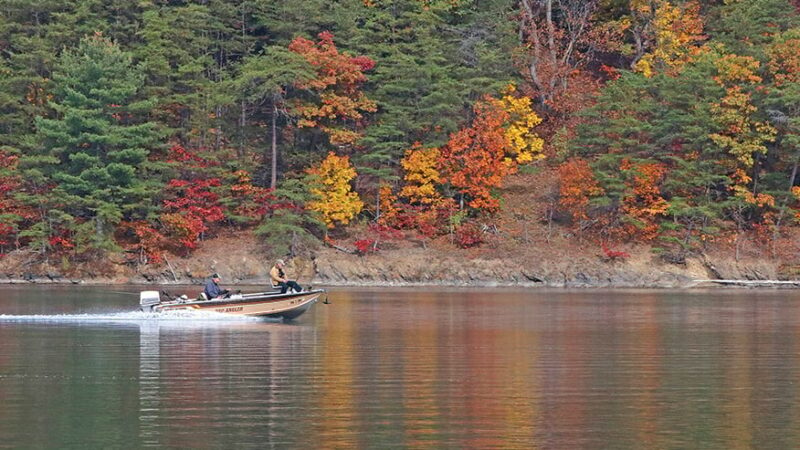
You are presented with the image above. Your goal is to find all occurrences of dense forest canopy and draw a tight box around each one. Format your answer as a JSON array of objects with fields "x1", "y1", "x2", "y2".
[{"x1": 0, "y1": 0, "x2": 799, "y2": 266}]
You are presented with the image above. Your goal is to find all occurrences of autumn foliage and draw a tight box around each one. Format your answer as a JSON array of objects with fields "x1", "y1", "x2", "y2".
[
  {"x1": 0, "y1": 150, "x2": 35, "y2": 249},
  {"x1": 2, "y1": 0, "x2": 800, "y2": 267},
  {"x1": 439, "y1": 91, "x2": 544, "y2": 213},
  {"x1": 399, "y1": 144, "x2": 444, "y2": 205},
  {"x1": 557, "y1": 158, "x2": 604, "y2": 223},
  {"x1": 620, "y1": 160, "x2": 669, "y2": 240},
  {"x1": 289, "y1": 32, "x2": 377, "y2": 147},
  {"x1": 633, "y1": 0, "x2": 706, "y2": 77},
  {"x1": 307, "y1": 152, "x2": 364, "y2": 229}
]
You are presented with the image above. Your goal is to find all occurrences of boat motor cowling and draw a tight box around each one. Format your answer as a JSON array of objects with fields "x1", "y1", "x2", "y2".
[{"x1": 139, "y1": 291, "x2": 161, "y2": 312}]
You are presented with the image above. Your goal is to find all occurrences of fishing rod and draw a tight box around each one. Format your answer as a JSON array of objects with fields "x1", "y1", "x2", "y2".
[{"x1": 101, "y1": 290, "x2": 142, "y2": 296}]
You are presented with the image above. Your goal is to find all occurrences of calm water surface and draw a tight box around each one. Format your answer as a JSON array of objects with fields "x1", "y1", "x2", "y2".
[{"x1": 0, "y1": 286, "x2": 799, "y2": 448}]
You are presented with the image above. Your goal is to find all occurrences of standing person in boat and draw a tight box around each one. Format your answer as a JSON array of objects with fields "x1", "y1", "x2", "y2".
[
  {"x1": 204, "y1": 273, "x2": 230, "y2": 300},
  {"x1": 270, "y1": 259, "x2": 303, "y2": 293}
]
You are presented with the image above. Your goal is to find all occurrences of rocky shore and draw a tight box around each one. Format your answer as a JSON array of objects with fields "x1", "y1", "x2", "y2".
[{"x1": 0, "y1": 242, "x2": 792, "y2": 289}]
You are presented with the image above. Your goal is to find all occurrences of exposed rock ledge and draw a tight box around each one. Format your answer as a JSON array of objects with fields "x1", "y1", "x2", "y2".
[{"x1": 0, "y1": 244, "x2": 792, "y2": 288}]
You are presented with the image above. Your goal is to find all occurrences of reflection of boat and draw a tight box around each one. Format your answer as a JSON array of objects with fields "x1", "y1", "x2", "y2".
[{"x1": 139, "y1": 289, "x2": 324, "y2": 320}]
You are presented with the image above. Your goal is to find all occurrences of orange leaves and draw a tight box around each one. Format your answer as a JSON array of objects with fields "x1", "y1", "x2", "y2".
[
  {"x1": 558, "y1": 158, "x2": 669, "y2": 241},
  {"x1": 307, "y1": 152, "x2": 364, "y2": 229},
  {"x1": 377, "y1": 184, "x2": 399, "y2": 226},
  {"x1": 439, "y1": 97, "x2": 511, "y2": 212},
  {"x1": 767, "y1": 29, "x2": 800, "y2": 85},
  {"x1": 713, "y1": 54, "x2": 762, "y2": 85},
  {"x1": 557, "y1": 158, "x2": 603, "y2": 222},
  {"x1": 289, "y1": 32, "x2": 377, "y2": 147},
  {"x1": 620, "y1": 160, "x2": 669, "y2": 240},
  {"x1": 438, "y1": 92, "x2": 544, "y2": 214},
  {"x1": 118, "y1": 220, "x2": 165, "y2": 264}
]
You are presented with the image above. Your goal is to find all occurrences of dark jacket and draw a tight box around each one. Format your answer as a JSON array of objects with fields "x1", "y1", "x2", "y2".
[{"x1": 204, "y1": 279, "x2": 223, "y2": 299}]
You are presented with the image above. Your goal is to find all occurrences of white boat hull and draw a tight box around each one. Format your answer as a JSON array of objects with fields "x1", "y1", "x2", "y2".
[{"x1": 141, "y1": 289, "x2": 324, "y2": 320}]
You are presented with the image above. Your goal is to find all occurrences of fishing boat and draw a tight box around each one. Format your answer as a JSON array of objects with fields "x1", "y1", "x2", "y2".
[{"x1": 139, "y1": 288, "x2": 325, "y2": 320}]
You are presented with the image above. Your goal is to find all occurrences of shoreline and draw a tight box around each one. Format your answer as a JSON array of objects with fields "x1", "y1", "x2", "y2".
[
  {"x1": 1, "y1": 238, "x2": 796, "y2": 290},
  {"x1": 1, "y1": 276, "x2": 798, "y2": 289}
]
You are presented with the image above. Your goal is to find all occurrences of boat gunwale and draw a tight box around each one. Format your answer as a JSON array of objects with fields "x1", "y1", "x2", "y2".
[{"x1": 157, "y1": 289, "x2": 324, "y2": 308}]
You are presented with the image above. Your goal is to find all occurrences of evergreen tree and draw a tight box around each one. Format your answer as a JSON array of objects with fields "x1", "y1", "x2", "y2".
[
  {"x1": 229, "y1": 46, "x2": 313, "y2": 188},
  {"x1": 708, "y1": 0, "x2": 800, "y2": 57},
  {"x1": 29, "y1": 34, "x2": 161, "y2": 254}
]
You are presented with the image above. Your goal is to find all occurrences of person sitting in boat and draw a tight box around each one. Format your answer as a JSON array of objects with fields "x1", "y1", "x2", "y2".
[
  {"x1": 203, "y1": 273, "x2": 230, "y2": 300},
  {"x1": 270, "y1": 259, "x2": 303, "y2": 294}
]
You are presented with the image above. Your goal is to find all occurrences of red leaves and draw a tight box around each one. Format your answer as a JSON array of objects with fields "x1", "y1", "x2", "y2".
[
  {"x1": 0, "y1": 149, "x2": 36, "y2": 249},
  {"x1": 160, "y1": 145, "x2": 225, "y2": 253},
  {"x1": 228, "y1": 170, "x2": 276, "y2": 221},
  {"x1": 601, "y1": 243, "x2": 629, "y2": 261},
  {"x1": 163, "y1": 178, "x2": 225, "y2": 224},
  {"x1": 118, "y1": 220, "x2": 165, "y2": 264},
  {"x1": 288, "y1": 32, "x2": 377, "y2": 146},
  {"x1": 48, "y1": 235, "x2": 74, "y2": 251},
  {"x1": 353, "y1": 239, "x2": 376, "y2": 255},
  {"x1": 161, "y1": 178, "x2": 224, "y2": 252},
  {"x1": 455, "y1": 223, "x2": 483, "y2": 249}
]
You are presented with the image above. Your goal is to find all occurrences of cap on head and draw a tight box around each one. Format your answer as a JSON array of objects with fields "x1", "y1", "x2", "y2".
[
  {"x1": 212, "y1": 273, "x2": 221, "y2": 279},
  {"x1": 276, "y1": 259, "x2": 285, "y2": 266}
]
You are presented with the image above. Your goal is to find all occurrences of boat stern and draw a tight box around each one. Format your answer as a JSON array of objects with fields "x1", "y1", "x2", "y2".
[{"x1": 139, "y1": 291, "x2": 161, "y2": 312}]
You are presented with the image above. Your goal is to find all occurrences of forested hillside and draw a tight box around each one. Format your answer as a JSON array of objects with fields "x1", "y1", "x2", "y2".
[{"x1": 1, "y1": 0, "x2": 799, "y2": 278}]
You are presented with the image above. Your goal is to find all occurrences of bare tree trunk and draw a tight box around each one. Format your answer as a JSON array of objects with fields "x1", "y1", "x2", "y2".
[
  {"x1": 519, "y1": 0, "x2": 597, "y2": 105},
  {"x1": 629, "y1": 1, "x2": 655, "y2": 69},
  {"x1": 772, "y1": 153, "x2": 799, "y2": 241},
  {"x1": 271, "y1": 103, "x2": 278, "y2": 190},
  {"x1": 239, "y1": 99, "x2": 246, "y2": 161},
  {"x1": 215, "y1": 105, "x2": 222, "y2": 152},
  {"x1": 520, "y1": 0, "x2": 544, "y2": 95},
  {"x1": 375, "y1": 186, "x2": 381, "y2": 222},
  {"x1": 238, "y1": 6, "x2": 247, "y2": 161}
]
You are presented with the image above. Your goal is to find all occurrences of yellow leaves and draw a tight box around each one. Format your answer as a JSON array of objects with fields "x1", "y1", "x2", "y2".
[
  {"x1": 709, "y1": 56, "x2": 776, "y2": 172},
  {"x1": 634, "y1": 0, "x2": 706, "y2": 77},
  {"x1": 495, "y1": 84, "x2": 545, "y2": 165},
  {"x1": 399, "y1": 144, "x2": 443, "y2": 205},
  {"x1": 307, "y1": 152, "x2": 364, "y2": 229}
]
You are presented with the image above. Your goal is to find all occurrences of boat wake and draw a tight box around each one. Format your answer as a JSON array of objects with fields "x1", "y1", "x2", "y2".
[{"x1": 0, "y1": 310, "x2": 269, "y2": 324}]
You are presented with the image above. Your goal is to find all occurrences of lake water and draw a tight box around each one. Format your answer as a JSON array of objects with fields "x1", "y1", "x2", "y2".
[{"x1": 0, "y1": 286, "x2": 799, "y2": 448}]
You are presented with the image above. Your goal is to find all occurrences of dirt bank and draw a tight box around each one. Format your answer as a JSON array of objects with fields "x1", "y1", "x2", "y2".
[{"x1": 0, "y1": 231, "x2": 790, "y2": 289}]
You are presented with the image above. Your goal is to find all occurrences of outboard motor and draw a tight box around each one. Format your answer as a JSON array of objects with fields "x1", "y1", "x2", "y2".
[{"x1": 139, "y1": 291, "x2": 161, "y2": 312}]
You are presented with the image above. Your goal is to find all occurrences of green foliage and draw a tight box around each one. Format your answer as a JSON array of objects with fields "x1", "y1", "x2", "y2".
[
  {"x1": 29, "y1": 34, "x2": 160, "y2": 254},
  {"x1": 0, "y1": 0, "x2": 798, "y2": 264},
  {"x1": 708, "y1": 0, "x2": 800, "y2": 57},
  {"x1": 255, "y1": 178, "x2": 323, "y2": 257}
]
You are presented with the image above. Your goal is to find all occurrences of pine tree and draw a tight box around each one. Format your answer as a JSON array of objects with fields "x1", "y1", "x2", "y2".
[
  {"x1": 29, "y1": 33, "x2": 161, "y2": 254},
  {"x1": 230, "y1": 46, "x2": 313, "y2": 188}
]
